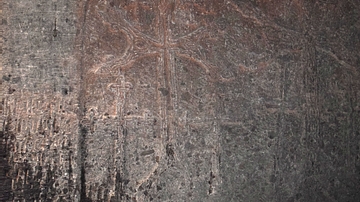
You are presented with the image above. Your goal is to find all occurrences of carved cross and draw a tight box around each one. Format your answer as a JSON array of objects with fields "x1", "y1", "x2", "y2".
[{"x1": 108, "y1": 73, "x2": 133, "y2": 117}]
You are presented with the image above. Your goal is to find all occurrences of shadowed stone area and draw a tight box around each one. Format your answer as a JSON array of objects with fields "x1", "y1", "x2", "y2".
[{"x1": 1, "y1": 0, "x2": 360, "y2": 201}]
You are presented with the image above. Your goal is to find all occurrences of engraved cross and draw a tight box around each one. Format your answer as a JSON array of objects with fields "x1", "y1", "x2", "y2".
[{"x1": 108, "y1": 73, "x2": 133, "y2": 117}]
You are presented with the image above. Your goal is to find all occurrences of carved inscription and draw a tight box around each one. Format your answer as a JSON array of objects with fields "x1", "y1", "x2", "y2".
[{"x1": 78, "y1": 0, "x2": 278, "y2": 200}]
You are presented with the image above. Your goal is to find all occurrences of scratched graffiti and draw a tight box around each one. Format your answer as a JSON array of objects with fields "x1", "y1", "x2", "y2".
[{"x1": 78, "y1": 0, "x2": 276, "y2": 200}]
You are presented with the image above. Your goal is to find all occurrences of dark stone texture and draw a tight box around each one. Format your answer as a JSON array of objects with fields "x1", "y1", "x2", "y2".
[
  {"x1": 1, "y1": 0, "x2": 80, "y2": 201},
  {"x1": 1, "y1": 0, "x2": 360, "y2": 201}
]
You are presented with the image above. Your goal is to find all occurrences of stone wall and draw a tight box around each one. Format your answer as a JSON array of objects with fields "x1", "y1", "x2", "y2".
[
  {"x1": 2, "y1": 0, "x2": 80, "y2": 201},
  {"x1": 1, "y1": 0, "x2": 360, "y2": 201}
]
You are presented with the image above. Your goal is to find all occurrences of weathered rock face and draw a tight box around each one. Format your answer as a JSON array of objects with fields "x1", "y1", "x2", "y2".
[
  {"x1": 1, "y1": 0, "x2": 80, "y2": 201},
  {"x1": 1, "y1": 0, "x2": 360, "y2": 201}
]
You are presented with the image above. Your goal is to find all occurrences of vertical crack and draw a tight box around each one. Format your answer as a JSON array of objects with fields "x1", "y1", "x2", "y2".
[
  {"x1": 79, "y1": 124, "x2": 91, "y2": 202},
  {"x1": 77, "y1": 0, "x2": 90, "y2": 201},
  {"x1": 208, "y1": 171, "x2": 215, "y2": 195}
]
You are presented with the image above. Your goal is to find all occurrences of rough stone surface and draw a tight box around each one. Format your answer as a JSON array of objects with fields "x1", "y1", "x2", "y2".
[
  {"x1": 2, "y1": 0, "x2": 80, "y2": 201},
  {"x1": 1, "y1": 0, "x2": 360, "y2": 201}
]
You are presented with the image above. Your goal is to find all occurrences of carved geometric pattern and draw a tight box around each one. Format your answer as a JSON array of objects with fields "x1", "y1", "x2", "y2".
[{"x1": 79, "y1": 0, "x2": 280, "y2": 200}]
